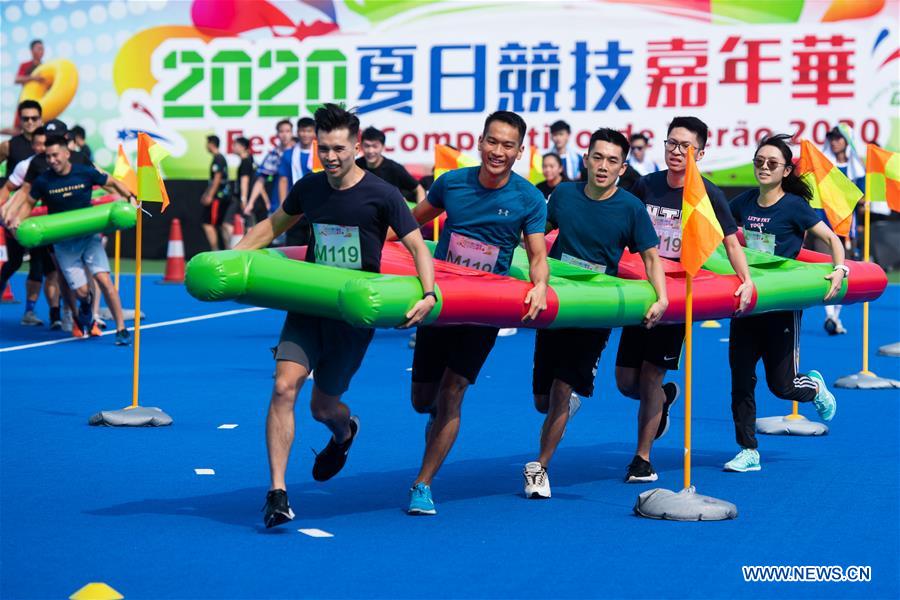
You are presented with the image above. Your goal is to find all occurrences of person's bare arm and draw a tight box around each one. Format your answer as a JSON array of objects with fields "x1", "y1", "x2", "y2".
[
  {"x1": 240, "y1": 174, "x2": 250, "y2": 212},
  {"x1": 397, "y1": 228, "x2": 437, "y2": 328},
  {"x1": 522, "y1": 232, "x2": 549, "y2": 323},
  {"x1": 807, "y1": 221, "x2": 847, "y2": 301},
  {"x1": 413, "y1": 184, "x2": 426, "y2": 204},
  {"x1": 0, "y1": 141, "x2": 9, "y2": 165},
  {"x1": 233, "y1": 207, "x2": 300, "y2": 250},
  {"x1": 723, "y1": 233, "x2": 754, "y2": 314},
  {"x1": 638, "y1": 247, "x2": 668, "y2": 328},
  {"x1": 6, "y1": 191, "x2": 38, "y2": 231}
]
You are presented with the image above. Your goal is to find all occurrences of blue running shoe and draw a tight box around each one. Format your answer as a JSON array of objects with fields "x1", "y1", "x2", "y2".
[
  {"x1": 724, "y1": 448, "x2": 761, "y2": 472},
  {"x1": 808, "y1": 370, "x2": 836, "y2": 421},
  {"x1": 408, "y1": 482, "x2": 436, "y2": 515}
]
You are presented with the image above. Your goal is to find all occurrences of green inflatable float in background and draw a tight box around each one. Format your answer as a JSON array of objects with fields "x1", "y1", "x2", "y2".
[{"x1": 16, "y1": 201, "x2": 137, "y2": 248}]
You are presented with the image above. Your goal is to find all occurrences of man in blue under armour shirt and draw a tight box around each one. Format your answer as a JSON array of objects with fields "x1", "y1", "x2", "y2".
[{"x1": 405, "y1": 111, "x2": 550, "y2": 515}]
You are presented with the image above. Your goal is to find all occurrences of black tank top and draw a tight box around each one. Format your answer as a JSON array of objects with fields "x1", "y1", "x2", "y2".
[{"x1": 7, "y1": 134, "x2": 33, "y2": 178}]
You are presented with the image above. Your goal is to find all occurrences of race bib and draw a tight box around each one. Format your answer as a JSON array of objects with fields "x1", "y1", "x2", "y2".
[
  {"x1": 744, "y1": 227, "x2": 776, "y2": 255},
  {"x1": 446, "y1": 232, "x2": 499, "y2": 272},
  {"x1": 652, "y1": 214, "x2": 682, "y2": 259},
  {"x1": 313, "y1": 223, "x2": 362, "y2": 269},
  {"x1": 561, "y1": 252, "x2": 606, "y2": 274}
]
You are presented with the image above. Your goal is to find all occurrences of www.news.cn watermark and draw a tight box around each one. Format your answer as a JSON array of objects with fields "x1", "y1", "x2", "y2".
[{"x1": 743, "y1": 565, "x2": 872, "y2": 583}]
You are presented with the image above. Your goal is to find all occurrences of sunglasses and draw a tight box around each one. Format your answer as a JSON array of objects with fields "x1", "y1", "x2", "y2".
[
  {"x1": 21, "y1": 115, "x2": 40, "y2": 122},
  {"x1": 752, "y1": 158, "x2": 786, "y2": 170}
]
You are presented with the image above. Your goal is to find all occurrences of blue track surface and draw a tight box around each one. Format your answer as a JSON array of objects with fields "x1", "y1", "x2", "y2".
[{"x1": 2, "y1": 275, "x2": 898, "y2": 599}]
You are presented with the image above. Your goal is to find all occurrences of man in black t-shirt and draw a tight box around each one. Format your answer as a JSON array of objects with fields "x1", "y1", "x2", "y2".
[
  {"x1": 615, "y1": 116, "x2": 754, "y2": 484},
  {"x1": 234, "y1": 104, "x2": 437, "y2": 528},
  {"x1": 356, "y1": 127, "x2": 426, "y2": 203},
  {"x1": 201, "y1": 135, "x2": 231, "y2": 250},
  {"x1": 224, "y1": 136, "x2": 257, "y2": 234}
]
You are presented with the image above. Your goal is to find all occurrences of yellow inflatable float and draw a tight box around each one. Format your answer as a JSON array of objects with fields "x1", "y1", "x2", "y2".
[{"x1": 19, "y1": 59, "x2": 79, "y2": 121}]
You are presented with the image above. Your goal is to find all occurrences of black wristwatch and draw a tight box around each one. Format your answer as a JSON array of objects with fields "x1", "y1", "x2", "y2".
[{"x1": 423, "y1": 291, "x2": 437, "y2": 301}]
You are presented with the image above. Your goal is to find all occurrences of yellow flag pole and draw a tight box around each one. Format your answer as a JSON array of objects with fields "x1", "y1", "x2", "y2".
[
  {"x1": 131, "y1": 206, "x2": 143, "y2": 409},
  {"x1": 684, "y1": 273, "x2": 693, "y2": 490},
  {"x1": 861, "y1": 197, "x2": 871, "y2": 375},
  {"x1": 114, "y1": 230, "x2": 121, "y2": 291},
  {"x1": 433, "y1": 217, "x2": 439, "y2": 243}
]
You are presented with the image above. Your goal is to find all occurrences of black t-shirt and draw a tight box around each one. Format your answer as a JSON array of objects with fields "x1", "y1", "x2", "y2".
[
  {"x1": 210, "y1": 153, "x2": 230, "y2": 199},
  {"x1": 631, "y1": 170, "x2": 738, "y2": 262},
  {"x1": 237, "y1": 156, "x2": 254, "y2": 198},
  {"x1": 536, "y1": 180, "x2": 560, "y2": 200},
  {"x1": 730, "y1": 191, "x2": 821, "y2": 259},
  {"x1": 30, "y1": 164, "x2": 108, "y2": 214},
  {"x1": 7, "y1": 134, "x2": 33, "y2": 177},
  {"x1": 617, "y1": 164, "x2": 641, "y2": 192},
  {"x1": 282, "y1": 171, "x2": 419, "y2": 273},
  {"x1": 25, "y1": 150, "x2": 91, "y2": 184},
  {"x1": 355, "y1": 156, "x2": 419, "y2": 195}
]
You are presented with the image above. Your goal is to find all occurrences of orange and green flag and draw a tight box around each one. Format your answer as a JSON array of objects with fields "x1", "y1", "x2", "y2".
[
  {"x1": 528, "y1": 146, "x2": 545, "y2": 185},
  {"x1": 136, "y1": 132, "x2": 171, "y2": 212},
  {"x1": 434, "y1": 144, "x2": 479, "y2": 180},
  {"x1": 681, "y1": 146, "x2": 724, "y2": 276},
  {"x1": 112, "y1": 144, "x2": 137, "y2": 195},
  {"x1": 796, "y1": 139, "x2": 862, "y2": 236},
  {"x1": 310, "y1": 139, "x2": 324, "y2": 173},
  {"x1": 866, "y1": 143, "x2": 900, "y2": 212}
]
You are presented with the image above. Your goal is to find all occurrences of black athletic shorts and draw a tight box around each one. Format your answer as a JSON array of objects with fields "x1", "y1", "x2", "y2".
[
  {"x1": 532, "y1": 327, "x2": 611, "y2": 397},
  {"x1": 27, "y1": 245, "x2": 56, "y2": 282},
  {"x1": 202, "y1": 196, "x2": 232, "y2": 226},
  {"x1": 615, "y1": 323, "x2": 685, "y2": 371},
  {"x1": 274, "y1": 312, "x2": 374, "y2": 396},
  {"x1": 412, "y1": 324, "x2": 499, "y2": 385}
]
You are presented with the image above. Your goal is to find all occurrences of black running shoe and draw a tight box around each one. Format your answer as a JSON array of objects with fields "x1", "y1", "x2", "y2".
[
  {"x1": 625, "y1": 455, "x2": 658, "y2": 483},
  {"x1": 262, "y1": 489, "x2": 294, "y2": 528},
  {"x1": 312, "y1": 416, "x2": 359, "y2": 482},
  {"x1": 824, "y1": 317, "x2": 838, "y2": 335},
  {"x1": 655, "y1": 382, "x2": 680, "y2": 440}
]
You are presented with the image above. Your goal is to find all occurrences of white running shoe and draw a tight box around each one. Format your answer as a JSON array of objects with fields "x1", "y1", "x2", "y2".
[
  {"x1": 523, "y1": 461, "x2": 551, "y2": 499},
  {"x1": 498, "y1": 328, "x2": 518, "y2": 337},
  {"x1": 21, "y1": 311, "x2": 44, "y2": 326},
  {"x1": 61, "y1": 309, "x2": 74, "y2": 333}
]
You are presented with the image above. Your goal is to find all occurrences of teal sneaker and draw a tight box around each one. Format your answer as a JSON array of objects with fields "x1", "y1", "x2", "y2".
[
  {"x1": 724, "y1": 448, "x2": 761, "y2": 472},
  {"x1": 808, "y1": 370, "x2": 836, "y2": 421},
  {"x1": 408, "y1": 483, "x2": 437, "y2": 515}
]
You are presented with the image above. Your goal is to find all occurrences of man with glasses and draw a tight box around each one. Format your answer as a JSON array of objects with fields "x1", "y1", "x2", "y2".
[
  {"x1": 615, "y1": 116, "x2": 753, "y2": 484},
  {"x1": 627, "y1": 133, "x2": 660, "y2": 175}
]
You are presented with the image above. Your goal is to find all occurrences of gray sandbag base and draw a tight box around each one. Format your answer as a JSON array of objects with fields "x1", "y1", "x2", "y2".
[
  {"x1": 89, "y1": 406, "x2": 173, "y2": 427},
  {"x1": 634, "y1": 486, "x2": 737, "y2": 521},
  {"x1": 756, "y1": 415, "x2": 828, "y2": 436},
  {"x1": 878, "y1": 342, "x2": 900, "y2": 357},
  {"x1": 834, "y1": 371, "x2": 900, "y2": 389}
]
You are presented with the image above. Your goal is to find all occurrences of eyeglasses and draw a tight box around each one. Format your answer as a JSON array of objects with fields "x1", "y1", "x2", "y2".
[
  {"x1": 663, "y1": 139, "x2": 696, "y2": 154},
  {"x1": 21, "y1": 115, "x2": 40, "y2": 122},
  {"x1": 752, "y1": 158, "x2": 786, "y2": 170}
]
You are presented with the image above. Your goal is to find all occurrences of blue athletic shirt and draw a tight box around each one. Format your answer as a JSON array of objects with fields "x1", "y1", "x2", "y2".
[
  {"x1": 428, "y1": 166, "x2": 546, "y2": 276},
  {"x1": 631, "y1": 170, "x2": 738, "y2": 262},
  {"x1": 729, "y1": 191, "x2": 821, "y2": 259},
  {"x1": 30, "y1": 164, "x2": 107, "y2": 215},
  {"x1": 547, "y1": 183, "x2": 659, "y2": 277}
]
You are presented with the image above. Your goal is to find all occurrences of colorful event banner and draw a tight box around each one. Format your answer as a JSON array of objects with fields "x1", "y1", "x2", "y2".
[{"x1": 2, "y1": 0, "x2": 898, "y2": 182}]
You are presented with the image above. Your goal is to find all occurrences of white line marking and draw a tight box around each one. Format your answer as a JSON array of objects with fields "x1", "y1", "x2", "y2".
[
  {"x1": 298, "y1": 528, "x2": 333, "y2": 538},
  {"x1": 0, "y1": 307, "x2": 267, "y2": 353},
  {"x1": 719, "y1": 338, "x2": 729, "y2": 342},
  {"x1": 217, "y1": 424, "x2": 239, "y2": 430},
  {"x1": 194, "y1": 468, "x2": 215, "y2": 475}
]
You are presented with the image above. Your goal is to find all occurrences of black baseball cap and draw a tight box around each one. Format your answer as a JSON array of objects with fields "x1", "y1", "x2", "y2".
[{"x1": 44, "y1": 119, "x2": 69, "y2": 137}]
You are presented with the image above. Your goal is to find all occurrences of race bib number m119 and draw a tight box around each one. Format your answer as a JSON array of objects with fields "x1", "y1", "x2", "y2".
[{"x1": 313, "y1": 223, "x2": 362, "y2": 269}]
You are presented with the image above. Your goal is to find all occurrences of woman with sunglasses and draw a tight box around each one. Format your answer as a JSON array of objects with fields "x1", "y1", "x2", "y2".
[{"x1": 723, "y1": 134, "x2": 843, "y2": 473}]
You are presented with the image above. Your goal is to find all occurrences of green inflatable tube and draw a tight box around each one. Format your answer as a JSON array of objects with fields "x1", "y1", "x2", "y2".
[
  {"x1": 702, "y1": 246, "x2": 846, "y2": 313},
  {"x1": 17, "y1": 201, "x2": 137, "y2": 248},
  {"x1": 185, "y1": 249, "x2": 441, "y2": 328}
]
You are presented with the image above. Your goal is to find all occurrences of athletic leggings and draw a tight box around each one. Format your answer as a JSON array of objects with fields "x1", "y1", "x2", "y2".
[
  {"x1": 729, "y1": 310, "x2": 818, "y2": 449},
  {"x1": 0, "y1": 226, "x2": 24, "y2": 290}
]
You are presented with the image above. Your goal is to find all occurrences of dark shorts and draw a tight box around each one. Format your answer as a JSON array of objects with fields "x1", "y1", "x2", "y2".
[
  {"x1": 222, "y1": 197, "x2": 242, "y2": 228},
  {"x1": 533, "y1": 327, "x2": 611, "y2": 397},
  {"x1": 412, "y1": 325, "x2": 500, "y2": 385},
  {"x1": 274, "y1": 312, "x2": 375, "y2": 396},
  {"x1": 26, "y1": 245, "x2": 56, "y2": 282},
  {"x1": 616, "y1": 323, "x2": 685, "y2": 371},
  {"x1": 202, "y1": 196, "x2": 231, "y2": 226}
]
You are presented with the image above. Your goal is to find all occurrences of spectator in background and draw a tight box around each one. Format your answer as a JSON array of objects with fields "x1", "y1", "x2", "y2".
[
  {"x1": 69, "y1": 126, "x2": 92, "y2": 162},
  {"x1": 536, "y1": 152, "x2": 567, "y2": 199},
  {"x1": 248, "y1": 119, "x2": 294, "y2": 217},
  {"x1": 278, "y1": 117, "x2": 317, "y2": 246},
  {"x1": 201, "y1": 135, "x2": 231, "y2": 251},
  {"x1": 233, "y1": 136, "x2": 266, "y2": 227},
  {"x1": 550, "y1": 120, "x2": 583, "y2": 181},
  {"x1": 356, "y1": 127, "x2": 426, "y2": 203},
  {"x1": 15, "y1": 40, "x2": 44, "y2": 86},
  {"x1": 627, "y1": 133, "x2": 659, "y2": 175}
]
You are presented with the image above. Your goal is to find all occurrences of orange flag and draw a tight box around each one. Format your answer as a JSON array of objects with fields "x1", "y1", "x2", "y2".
[
  {"x1": 136, "y1": 132, "x2": 171, "y2": 212},
  {"x1": 434, "y1": 144, "x2": 479, "y2": 180},
  {"x1": 866, "y1": 144, "x2": 900, "y2": 212},
  {"x1": 680, "y1": 146, "x2": 724, "y2": 276},
  {"x1": 528, "y1": 146, "x2": 545, "y2": 185},
  {"x1": 310, "y1": 139, "x2": 323, "y2": 173},
  {"x1": 112, "y1": 145, "x2": 137, "y2": 195},
  {"x1": 796, "y1": 139, "x2": 862, "y2": 236}
]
